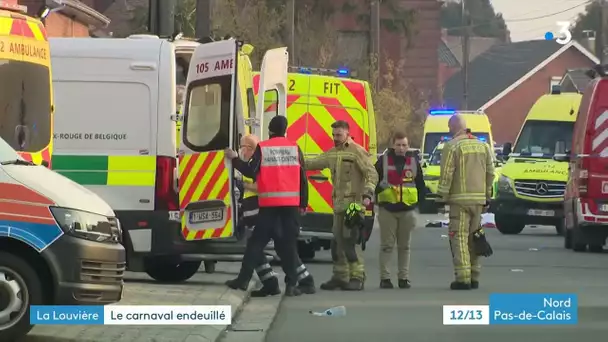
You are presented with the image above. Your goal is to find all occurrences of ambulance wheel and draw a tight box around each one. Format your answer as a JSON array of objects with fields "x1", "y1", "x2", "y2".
[
  {"x1": 555, "y1": 222, "x2": 565, "y2": 236},
  {"x1": 144, "y1": 259, "x2": 201, "y2": 283},
  {"x1": 204, "y1": 261, "x2": 216, "y2": 274},
  {"x1": 588, "y1": 244, "x2": 604, "y2": 253},
  {"x1": 297, "y1": 241, "x2": 316, "y2": 261},
  {"x1": 572, "y1": 243, "x2": 587, "y2": 252},
  {"x1": 564, "y1": 229, "x2": 573, "y2": 249},
  {"x1": 0, "y1": 252, "x2": 43, "y2": 342},
  {"x1": 495, "y1": 215, "x2": 525, "y2": 235},
  {"x1": 572, "y1": 226, "x2": 588, "y2": 252}
]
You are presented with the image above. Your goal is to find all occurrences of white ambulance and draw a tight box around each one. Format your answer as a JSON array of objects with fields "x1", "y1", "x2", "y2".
[{"x1": 49, "y1": 36, "x2": 288, "y2": 282}]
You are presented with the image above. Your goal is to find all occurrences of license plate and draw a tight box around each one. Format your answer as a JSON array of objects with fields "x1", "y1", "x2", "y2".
[
  {"x1": 528, "y1": 209, "x2": 554, "y2": 217},
  {"x1": 189, "y1": 209, "x2": 223, "y2": 223},
  {"x1": 600, "y1": 204, "x2": 608, "y2": 212}
]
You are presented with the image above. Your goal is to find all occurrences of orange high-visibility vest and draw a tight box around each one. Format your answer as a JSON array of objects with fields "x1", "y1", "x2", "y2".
[{"x1": 257, "y1": 137, "x2": 301, "y2": 207}]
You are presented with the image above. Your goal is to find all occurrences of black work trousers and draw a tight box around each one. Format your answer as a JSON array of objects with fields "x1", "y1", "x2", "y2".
[{"x1": 239, "y1": 206, "x2": 301, "y2": 286}]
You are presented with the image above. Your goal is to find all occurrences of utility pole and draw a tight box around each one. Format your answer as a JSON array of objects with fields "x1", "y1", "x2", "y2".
[
  {"x1": 148, "y1": 0, "x2": 175, "y2": 37},
  {"x1": 195, "y1": 0, "x2": 212, "y2": 39},
  {"x1": 148, "y1": 0, "x2": 158, "y2": 35},
  {"x1": 370, "y1": 0, "x2": 380, "y2": 91},
  {"x1": 461, "y1": 0, "x2": 470, "y2": 110},
  {"x1": 598, "y1": 0, "x2": 608, "y2": 63},
  {"x1": 286, "y1": 0, "x2": 295, "y2": 64}
]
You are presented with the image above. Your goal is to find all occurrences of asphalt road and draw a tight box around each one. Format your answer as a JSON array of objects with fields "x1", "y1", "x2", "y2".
[{"x1": 266, "y1": 213, "x2": 608, "y2": 342}]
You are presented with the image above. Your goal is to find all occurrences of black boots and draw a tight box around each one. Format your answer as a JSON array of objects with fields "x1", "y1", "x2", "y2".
[
  {"x1": 320, "y1": 278, "x2": 364, "y2": 291},
  {"x1": 320, "y1": 278, "x2": 349, "y2": 290},
  {"x1": 450, "y1": 280, "x2": 479, "y2": 290},
  {"x1": 450, "y1": 281, "x2": 471, "y2": 290},
  {"x1": 380, "y1": 279, "x2": 410, "y2": 289},
  {"x1": 251, "y1": 277, "x2": 281, "y2": 297},
  {"x1": 380, "y1": 279, "x2": 393, "y2": 289},
  {"x1": 225, "y1": 278, "x2": 248, "y2": 291},
  {"x1": 297, "y1": 276, "x2": 316, "y2": 294},
  {"x1": 398, "y1": 279, "x2": 411, "y2": 289},
  {"x1": 344, "y1": 278, "x2": 364, "y2": 291}
]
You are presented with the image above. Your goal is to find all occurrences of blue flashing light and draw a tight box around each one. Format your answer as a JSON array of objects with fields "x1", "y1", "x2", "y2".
[
  {"x1": 479, "y1": 137, "x2": 486, "y2": 142},
  {"x1": 440, "y1": 136, "x2": 451, "y2": 141},
  {"x1": 429, "y1": 109, "x2": 456, "y2": 115},
  {"x1": 299, "y1": 67, "x2": 312, "y2": 74},
  {"x1": 337, "y1": 67, "x2": 350, "y2": 77}
]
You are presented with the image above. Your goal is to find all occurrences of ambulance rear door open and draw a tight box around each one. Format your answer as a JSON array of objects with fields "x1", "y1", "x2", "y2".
[
  {"x1": 179, "y1": 39, "x2": 240, "y2": 241},
  {"x1": 179, "y1": 43, "x2": 289, "y2": 241},
  {"x1": 253, "y1": 47, "x2": 289, "y2": 138}
]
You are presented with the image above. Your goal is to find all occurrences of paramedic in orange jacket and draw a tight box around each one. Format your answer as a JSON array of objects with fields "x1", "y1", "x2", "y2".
[{"x1": 224, "y1": 116, "x2": 311, "y2": 297}]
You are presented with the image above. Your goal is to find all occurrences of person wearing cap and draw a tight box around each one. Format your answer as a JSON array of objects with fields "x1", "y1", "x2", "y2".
[
  {"x1": 225, "y1": 134, "x2": 315, "y2": 296},
  {"x1": 305, "y1": 120, "x2": 378, "y2": 291},
  {"x1": 438, "y1": 114, "x2": 495, "y2": 290},
  {"x1": 224, "y1": 116, "x2": 311, "y2": 297}
]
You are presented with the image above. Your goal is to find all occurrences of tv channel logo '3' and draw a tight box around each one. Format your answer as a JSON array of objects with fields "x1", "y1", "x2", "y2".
[{"x1": 545, "y1": 22, "x2": 572, "y2": 45}]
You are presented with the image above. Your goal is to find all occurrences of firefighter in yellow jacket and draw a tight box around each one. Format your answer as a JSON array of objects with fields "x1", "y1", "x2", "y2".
[
  {"x1": 305, "y1": 120, "x2": 379, "y2": 291},
  {"x1": 438, "y1": 115, "x2": 495, "y2": 290}
]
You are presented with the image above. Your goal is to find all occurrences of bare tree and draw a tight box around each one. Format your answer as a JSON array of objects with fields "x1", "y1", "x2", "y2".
[{"x1": 211, "y1": 0, "x2": 284, "y2": 67}]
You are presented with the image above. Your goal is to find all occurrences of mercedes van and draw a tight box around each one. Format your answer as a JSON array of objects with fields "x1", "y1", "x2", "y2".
[{"x1": 491, "y1": 92, "x2": 581, "y2": 235}]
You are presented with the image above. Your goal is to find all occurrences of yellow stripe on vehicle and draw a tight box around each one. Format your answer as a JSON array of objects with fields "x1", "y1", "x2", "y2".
[
  {"x1": 188, "y1": 152, "x2": 224, "y2": 204},
  {"x1": 107, "y1": 156, "x2": 156, "y2": 186}
]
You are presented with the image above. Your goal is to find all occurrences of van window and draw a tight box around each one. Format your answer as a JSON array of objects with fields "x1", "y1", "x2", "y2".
[
  {"x1": 428, "y1": 146, "x2": 443, "y2": 165},
  {"x1": 423, "y1": 132, "x2": 490, "y2": 155},
  {"x1": 183, "y1": 76, "x2": 231, "y2": 152},
  {"x1": 513, "y1": 120, "x2": 573, "y2": 156},
  {"x1": 0, "y1": 61, "x2": 51, "y2": 152},
  {"x1": 261, "y1": 89, "x2": 279, "y2": 141},
  {"x1": 246, "y1": 88, "x2": 256, "y2": 119}
]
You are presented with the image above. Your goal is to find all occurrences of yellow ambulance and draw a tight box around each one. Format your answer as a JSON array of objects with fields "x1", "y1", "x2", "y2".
[
  {"x1": 253, "y1": 67, "x2": 377, "y2": 259},
  {"x1": 491, "y1": 92, "x2": 581, "y2": 236},
  {"x1": 420, "y1": 109, "x2": 495, "y2": 212},
  {"x1": 0, "y1": 2, "x2": 53, "y2": 165},
  {"x1": 421, "y1": 109, "x2": 493, "y2": 157}
]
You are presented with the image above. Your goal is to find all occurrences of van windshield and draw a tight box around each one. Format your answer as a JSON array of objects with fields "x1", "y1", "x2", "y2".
[
  {"x1": 0, "y1": 60, "x2": 52, "y2": 152},
  {"x1": 513, "y1": 120, "x2": 573, "y2": 156},
  {"x1": 423, "y1": 132, "x2": 490, "y2": 155},
  {"x1": 428, "y1": 146, "x2": 443, "y2": 165}
]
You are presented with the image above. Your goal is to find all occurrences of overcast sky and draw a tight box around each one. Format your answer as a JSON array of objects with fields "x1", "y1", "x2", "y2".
[{"x1": 491, "y1": 0, "x2": 590, "y2": 41}]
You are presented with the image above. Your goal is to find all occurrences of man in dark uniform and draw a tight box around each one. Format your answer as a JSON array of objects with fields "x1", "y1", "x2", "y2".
[
  {"x1": 226, "y1": 134, "x2": 315, "y2": 296},
  {"x1": 224, "y1": 116, "x2": 311, "y2": 296}
]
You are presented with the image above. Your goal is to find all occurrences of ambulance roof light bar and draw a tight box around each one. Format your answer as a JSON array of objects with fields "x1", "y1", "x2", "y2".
[
  {"x1": 289, "y1": 66, "x2": 358, "y2": 78},
  {"x1": 428, "y1": 108, "x2": 485, "y2": 115},
  {"x1": 0, "y1": 1, "x2": 28, "y2": 14}
]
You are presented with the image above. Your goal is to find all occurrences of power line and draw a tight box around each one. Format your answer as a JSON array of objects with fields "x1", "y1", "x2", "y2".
[
  {"x1": 505, "y1": 0, "x2": 592, "y2": 22},
  {"x1": 445, "y1": 0, "x2": 592, "y2": 31}
]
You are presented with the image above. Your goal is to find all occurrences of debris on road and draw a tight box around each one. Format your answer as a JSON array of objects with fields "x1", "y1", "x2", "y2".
[
  {"x1": 529, "y1": 248, "x2": 539, "y2": 251},
  {"x1": 310, "y1": 306, "x2": 346, "y2": 317},
  {"x1": 511, "y1": 269, "x2": 524, "y2": 272},
  {"x1": 441, "y1": 234, "x2": 448, "y2": 238},
  {"x1": 425, "y1": 220, "x2": 446, "y2": 228}
]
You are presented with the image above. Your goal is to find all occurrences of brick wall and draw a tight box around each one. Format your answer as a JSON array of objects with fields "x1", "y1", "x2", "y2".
[
  {"x1": 19, "y1": 0, "x2": 91, "y2": 37},
  {"x1": 44, "y1": 12, "x2": 90, "y2": 37},
  {"x1": 486, "y1": 48, "x2": 596, "y2": 144}
]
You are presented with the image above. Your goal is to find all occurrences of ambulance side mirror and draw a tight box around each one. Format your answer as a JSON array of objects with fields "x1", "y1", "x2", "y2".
[
  {"x1": 553, "y1": 151, "x2": 571, "y2": 162},
  {"x1": 502, "y1": 142, "x2": 512, "y2": 161}
]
